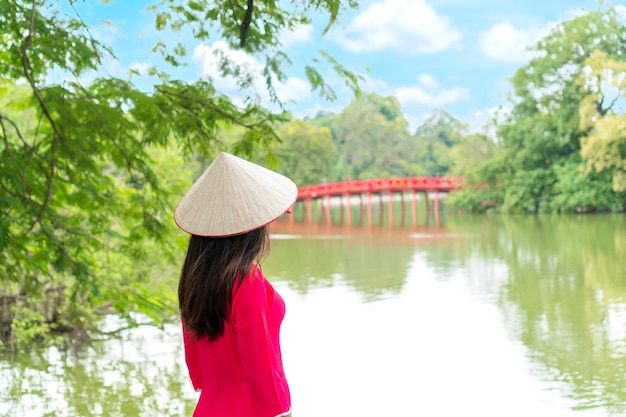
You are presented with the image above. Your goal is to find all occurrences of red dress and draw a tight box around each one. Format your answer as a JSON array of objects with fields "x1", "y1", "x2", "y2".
[{"x1": 182, "y1": 265, "x2": 291, "y2": 417}]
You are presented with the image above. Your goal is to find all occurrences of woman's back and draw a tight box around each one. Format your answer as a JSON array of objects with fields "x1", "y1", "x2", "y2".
[{"x1": 183, "y1": 265, "x2": 291, "y2": 417}]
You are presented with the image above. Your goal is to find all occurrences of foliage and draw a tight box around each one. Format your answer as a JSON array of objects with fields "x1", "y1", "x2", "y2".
[
  {"x1": 449, "y1": 7, "x2": 626, "y2": 213},
  {"x1": 151, "y1": 0, "x2": 361, "y2": 101},
  {"x1": 272, "y1": 119, "x2": 336, "y2": 185},
  {"x1": 448, "y1": 132, "x2": 497, "y2": 178},
  {"x1": 413, "y1": 109, "x2": 465, "y2": 176},
  {"x1": 271, "y1": 98, "x2": 484, "y2": 186},
  {"x1": 0, "y1": 0, "x2": 360, "y2": 346},
  {"x1": 310, "y1": 93, "x2": 423, "y2": 180},
  {"x1": 578, "y1": 50, "x2": 626, "y2": 192}
]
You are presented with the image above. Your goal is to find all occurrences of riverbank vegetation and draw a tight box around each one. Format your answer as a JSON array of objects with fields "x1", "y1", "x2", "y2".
[{"x1": 448, "y1": 8, "x2": 626, "y2": 214}]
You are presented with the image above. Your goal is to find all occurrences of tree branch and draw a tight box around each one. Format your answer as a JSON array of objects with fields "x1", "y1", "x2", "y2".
[
  {"x1": 239, "y1": 0, "x2": 254, "y2": 48},
  {"x1": 0, "y1": 177, "x2": 22, "y2": 199},
  {"x1": 24, "y1": 140, "x2": 55, "y2": 234},
  {"x1": 69, "y1": 80, "x2": 156, "y2": 224},
  {"x1": 0, "y1": 113, "x2": 49, "y2": 179},
  {"x1": 603, "y1": 95, "x2": 620, "y2": 115},
  {"x1": 155, "y1": 86, "x2": 270, "y2": 129},
  {"x1": 0, "y1": 116, "x2": 18, "y2": 159},
  {"x1": 20, "y1": 0, "x2": 64, "y2": 145},
  {"x1": 0, "y1": 115, "x2": 32, "y2": 198},
  {"x1": 227, "y1": 0, "x2": 238, "y2": 20},
  {"x1": 21, "y1": 0, "x2": 57, "y2": 236}
]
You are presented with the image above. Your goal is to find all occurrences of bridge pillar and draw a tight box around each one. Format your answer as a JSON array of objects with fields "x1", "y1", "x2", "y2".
[
  {"x1": 379, "y1": 193, "x2": 384, "y2": 226},
  {"x1": 424, "y1": 190, "x2": 430, "y2": 226},
  {"x1": 400, "y1": 191, "x2": 406, "y2": 227},
  {"x1": 306, "y1": 198, "x2": 313, "y2": 224},
  {"x1": 338, "y1": 195, "x2": 344, "y2": 225},
  {"x1": 345, "y1": 194, "x2": 352, "y2": 227},
  {"x1": 358, "y1": 193, "x2": 364, "y2": 226},
  {"x1": 387, "y1": 190, "x2": 393, "y2": 227},
  {"x1": 325, "y1": 195, "x2": 331, "y2": 224},
  {"x1": 411, "y1": 189, "x2": 417, "y2": 228},
  {"x1": 367, "y1": 192, "x2": 372, "y2": 228},
  {"x1": 434, "y1": 189, "x2": 440, "y2": 228}
]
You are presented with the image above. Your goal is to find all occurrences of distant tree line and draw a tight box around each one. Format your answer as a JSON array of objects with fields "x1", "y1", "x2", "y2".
[{"x1": 253, "y1": 97, "x2": 495, "y2": 186}]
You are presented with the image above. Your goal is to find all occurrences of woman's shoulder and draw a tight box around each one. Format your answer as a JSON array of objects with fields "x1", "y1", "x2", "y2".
[
  {"x1": 244, "y1": 263, "x2": 266, "y2": 285},
  {"x1": 231, "y1": 264, "x2": 275, "y2": 320},
  {"x1": 234, "y1": 264, "x2": 271, "y2": 298}
]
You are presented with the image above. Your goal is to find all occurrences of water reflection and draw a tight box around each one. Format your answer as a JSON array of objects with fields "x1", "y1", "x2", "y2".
[
  {"x1": 0, "y1": 319, "x2": 196, "y2": 417},
  {"x1": 450, "y1": 215, "x2": 626, "y2": 414},
  {"x1": 1, "y1": 215, "x2": 625, "y2": 416},
  {"x1": 266, "y1": 221, "x2": 460, "y2": 300},
  {"x1": 267, "y1": 216, "x2": 626, "y2": 415}
]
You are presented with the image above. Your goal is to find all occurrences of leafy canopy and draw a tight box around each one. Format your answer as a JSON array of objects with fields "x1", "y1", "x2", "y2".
[
  {"x1": 0, "y1": 0, "x2": 360, "y2": 342},
  {"x1": 450, "y1": 6, "x2": 626, "y2": 214}
]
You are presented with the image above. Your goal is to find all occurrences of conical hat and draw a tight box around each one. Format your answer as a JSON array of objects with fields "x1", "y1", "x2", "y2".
[{"x1": 174, "y1": 152, "x2": 297, "y2": 236}]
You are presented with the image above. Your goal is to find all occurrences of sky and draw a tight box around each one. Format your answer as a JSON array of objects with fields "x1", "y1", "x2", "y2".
[{"x1": 64, "y1": 0, "x2": 625, "y2": 133}]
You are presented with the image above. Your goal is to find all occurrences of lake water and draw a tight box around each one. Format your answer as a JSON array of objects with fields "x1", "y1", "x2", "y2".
[{"x1": 1, "y1": 213, "x2": 625, "y2": 417}]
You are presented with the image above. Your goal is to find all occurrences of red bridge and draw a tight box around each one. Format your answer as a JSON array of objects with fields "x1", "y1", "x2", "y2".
[
  {"x1": 293, "y1": 177, "x2": 465, "y2": 227},
  {"x1": 297, "y1": 177, "x2": 464, "y2": 200}
]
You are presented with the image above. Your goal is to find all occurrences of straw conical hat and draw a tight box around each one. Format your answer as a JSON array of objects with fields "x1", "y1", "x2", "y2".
[{"x1": 174, "y1": 152, "x2": 297, "y2": 236}]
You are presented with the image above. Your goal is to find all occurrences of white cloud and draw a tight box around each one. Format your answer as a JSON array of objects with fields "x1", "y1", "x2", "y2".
[
  {"x1": 358, "y1": 73, "x2": 463, "y2": 107},
  {"x1": 275, "y1": 77, "x2": 312, "y2": 103},
  {"x1": 280, "y1": 24, "x2": 314, "y2": 47},
  {"x1": 395, "y1": 74, "x2": 469, "y2": 107},
  {"x1": 333, "y1": 0, "x2": 461, "y2": 54},
  {"x1": 193, "y1": 41, "x2": 260, "y2": 91},
  {"x1": 478, "y1": 22, "x2": 554, "y2": 62},
  {"x1": 417, "y1": 74, "x2": 439, "y2": 91},
  {"x1": 129, "y1": 62, "x2": 151, "y2": 76},
  {"x1": 616, "y1": 5, "x2": 626, "y2": 21},
  {"x1": 192, "y1": 41, "x2": 311, "y2": 104},
  {"x1": 359, "y1": 73, "x2": 391, "y2": 93}
]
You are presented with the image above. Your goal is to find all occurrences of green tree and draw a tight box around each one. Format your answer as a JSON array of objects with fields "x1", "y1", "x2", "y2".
[
  {"x1": 413, "y1": 109, "x2": 465, "y2": 176},
  {"x1": 273, "y1": 119, "x2": 336, "y2": 186},
  {"x1": 324, "y1": 93, "x2": 421, "y2": 180},
  {"x1": 451, "y1": 7, "x2": 626, "y2": 213},
  {"x1": 578, "y1": 50, "x2": 626, "y2": 195},
  {"x1": 448, "y1": 132, "x2": 497, "y2": 178},
  {"x1": 0, "y1": 0, "x2": 360, "y2": 345}
]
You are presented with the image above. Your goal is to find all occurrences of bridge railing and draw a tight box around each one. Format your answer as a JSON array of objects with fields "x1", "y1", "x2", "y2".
[{"x1": 296, "y1": 177, "x2": 465, "y2": 200}]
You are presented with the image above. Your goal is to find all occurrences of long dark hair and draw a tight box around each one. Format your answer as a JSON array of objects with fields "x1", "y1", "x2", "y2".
[{"x1": 178, "y1": 226, "x2": 270, "y2": 341}]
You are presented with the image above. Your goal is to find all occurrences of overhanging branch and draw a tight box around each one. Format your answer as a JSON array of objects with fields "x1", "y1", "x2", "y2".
[
  {"x1": 20, "y1": 0, "x2": 58, "y2": 235},
  {"x1": 155, "y1": 86, "x2": 270, "y2": 129},
  {"x1": 239, "y1": 0, "x2": 254, "y2": 48}
]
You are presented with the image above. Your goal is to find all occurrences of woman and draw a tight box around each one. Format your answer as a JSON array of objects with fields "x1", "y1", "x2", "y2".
[{"x1": 174, "y1": 152, "x2": 296, "y2": 417}]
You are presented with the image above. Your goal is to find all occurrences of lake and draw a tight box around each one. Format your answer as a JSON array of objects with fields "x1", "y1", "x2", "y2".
[{"x1": 1, "y1": 212, "x2": 625, "y2": 416}]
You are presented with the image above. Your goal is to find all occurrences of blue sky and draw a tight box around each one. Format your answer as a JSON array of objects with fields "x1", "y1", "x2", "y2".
[{"x1": 66, "y1": 0, "x2": 624, "y2": 132}]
